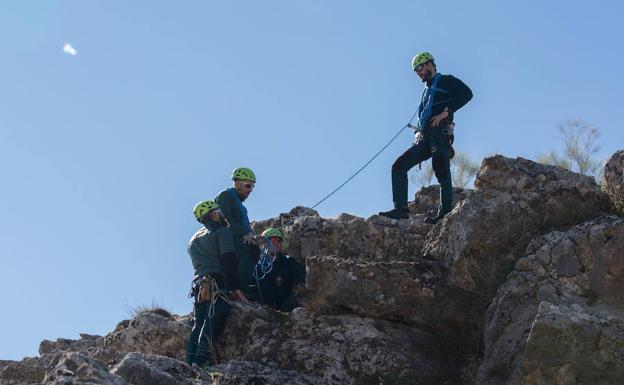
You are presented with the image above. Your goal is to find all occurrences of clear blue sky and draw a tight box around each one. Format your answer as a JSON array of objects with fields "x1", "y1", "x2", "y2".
[{"x1": 1, "y1": 1, "x2": 622, "y2": 360}]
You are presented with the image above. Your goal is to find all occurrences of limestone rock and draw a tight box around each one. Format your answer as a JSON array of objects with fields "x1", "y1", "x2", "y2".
[
  {"x1": 0, "y1": 355, "x2": 55, "y2": 385},
  {"x1": 111, "y1": 352, "x2": 210, "y2": 385},
  {"x1": 219, "y1": 304, "x2": 453, "y2": 385},
  {"x1": 276, "y1": 213, "x2": 430, "y2": 263},
  {"x1": 101, "y1": 311, "x2": 190, "y2": 362},
  {"x1": 604, "y1": 149, "x2": 624, "y2": 212},
  {"x1": 478, "y1": 215, "x2": 624, "y2": 385},
  {"x1": 208, "y1": 360, "x2": 328, "y2": 385},
  {"x1": 39, "y1": 333, "x2": 102, "y2": 355},
  {"x1": 305, "y1": 256, "x2": 480, "y2": 331},
  {"x1": 42, "y1": 352, "x2": 129, "y2": 385},
  {"x1": 408, "y1": 185, "x2": 474, "y2": 215},
  {"x1": 424, "y1": 155, "x2": 610, "y2": 297}
]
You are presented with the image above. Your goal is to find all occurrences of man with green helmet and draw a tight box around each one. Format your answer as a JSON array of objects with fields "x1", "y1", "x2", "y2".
[
  {"x1": 215, "y1": 167, "x2": 260, "y2": 300},
  {"x1": 186, "y1": 200, "x2": 250, "y2": 367},
  {"x1": 380, "y1": 52, "x2": 473, "y2": 223},
  {"x1": 253, "y1": 227, "x2": 306, "y2": 312}
]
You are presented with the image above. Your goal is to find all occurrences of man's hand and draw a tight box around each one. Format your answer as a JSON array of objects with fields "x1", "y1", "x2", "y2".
[
  {"x1": 232, "y1": 289, "x2": 251, "y2": 304},
  {"x1": 413, "y1": 131, "x2": 422, "y2": 145},
  {"x1": 429, "y1": 110, "x2": 450, "y2": 128}
]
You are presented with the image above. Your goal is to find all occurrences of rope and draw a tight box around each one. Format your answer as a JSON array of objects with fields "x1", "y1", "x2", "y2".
[
  {"x1": 276, "y1": 109, "x2": 419, "y2": 231},
  {"x1": 252, "y1": 236, "x2": 274, "y2": 304}
]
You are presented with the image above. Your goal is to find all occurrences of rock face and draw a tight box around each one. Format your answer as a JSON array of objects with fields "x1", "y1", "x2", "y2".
[
  {"x1": 604, "y1": 149, "x2": 624, "y2": 212},
  {"x1": 111, "y1": 352, "x2": 210, "y2": 385},
  {"x1": 101, "y1": 311, "x2": 190, "y2": 362},
  {"x1": 3, "y1": 151, "x2": 623, "y2": 385},
  {"x1": 478, "y1": 215, "x2": 624, "y2": 385},
  {"x1": 424, "y1": 155, "x2": 610, "y2": 298},
  {"x1": 43, "y1": 352, "x2": 129, "y2": 385},
  {"x1": 209, "y1": 360, "x2": 329, "y2": 385},
  {"x1": 219, "y1": 304, "x2": 453, "y2": 385},
  {"x1": 305, "y1": 256, "x2": 480, "y2": 332}
]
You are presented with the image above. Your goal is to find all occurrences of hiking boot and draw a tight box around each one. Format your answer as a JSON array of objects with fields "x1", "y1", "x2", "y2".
[{"x1": 379, "y1": 207, "x2": 409, "y2": 220}]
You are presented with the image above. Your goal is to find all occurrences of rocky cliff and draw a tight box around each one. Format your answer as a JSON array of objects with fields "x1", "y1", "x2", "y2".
[{"x1": 2, "y1": 151, "x2": 624, "y2": 385}]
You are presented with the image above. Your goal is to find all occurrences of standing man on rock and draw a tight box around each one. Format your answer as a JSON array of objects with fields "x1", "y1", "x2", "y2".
[
  {"x1": 380, "y1": 52, "x2": 473, "y2": 224},
  {"x1": 216, "y1": 167, "x2": 260, "y2": 300},
  {"x1": 186, "y1": 200, "x2": 249, "y2": 367}
]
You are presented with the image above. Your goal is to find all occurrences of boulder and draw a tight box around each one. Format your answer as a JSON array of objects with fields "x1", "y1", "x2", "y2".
[
  {"x1": 305, "y1": 256, "x2": 481, "y2": 331},
  {"x1": 273, "y1": 213, "x2": 431, "y2": 263},
  {"x1": 0, "y1": 355, "x2": 55, "y2": 385},
  {"x1": 42, "y1": 352, "x2": 129, "y2": 385},
  {"x1": 478, "y1": 215, "x2": 624, "y2": 385},
  {"x1": 424, "y1": 155, "x2": 610, "y2": 298},
  {"x1": 408, "y1": 185, "x2": 474, "y2": 215},
  {"x1": 251, "y1": 188, "x2": 476, "y2": 264},
  {"x1": 101, "y1": 310, "x2": 190, "y2": 362},
  {"x1": 111, "y1": 352, "x2": 210, "y2": 385},
  {"x1": 519, "y1": 301, "x2": 624, "y2": 385},
  {"x1": 604, "y1": 149, "x2": 624, "y2": 213},
  {"x1": 219, "y1": 304, "x2": 454, "y2": 385},
  {"x1": 39, "y1": 333, "x2": 102, "y2": 355},
  {"x1": 209, "y1": 360, "x2": 328, "y2": 385}
]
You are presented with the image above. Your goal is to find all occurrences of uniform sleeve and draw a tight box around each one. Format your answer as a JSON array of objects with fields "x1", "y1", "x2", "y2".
[
  {"x1": 216, "y1": 227, "x2": 240, "y2": 290},
  {"x1": 216, "y1": 190, "x2": 244, "y2": 236},
  {"x1": 446, "y1": 75, "x2": 473, "y2": 114}
]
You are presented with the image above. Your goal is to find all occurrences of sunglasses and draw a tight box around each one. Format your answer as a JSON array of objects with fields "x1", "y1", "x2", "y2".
[
  {"x1": 269, "y1": 237, "x2": 282, "y2": 243},
  {"x1": 414, "y1": 61, "x2": 430, "y2": 72},
  {"x1": 242, "y1": 183, "x2": 255, "y2": 189}
]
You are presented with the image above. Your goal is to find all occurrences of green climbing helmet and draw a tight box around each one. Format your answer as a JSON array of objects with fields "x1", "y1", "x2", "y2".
[
  {"x1": 232, "y1": 167, "x2": 256, "y2": 182},
  {"x1": 193, "y1": 200, "x2": 220, "y2": 221},
  {"x1": 412, "y1": 52, "x2": 434, "y2": 71},
  {"x1": 261, "y1": 227, "x2": 283, "y2": 240}
]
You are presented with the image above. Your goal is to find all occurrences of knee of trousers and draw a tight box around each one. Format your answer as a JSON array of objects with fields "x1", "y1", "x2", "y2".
[
  {"x1": 432, "y1": 154, "x2": 450, "y2": 180},
  {"x1": 391, "y1": 159, "x2": 410, "y2": 173}
]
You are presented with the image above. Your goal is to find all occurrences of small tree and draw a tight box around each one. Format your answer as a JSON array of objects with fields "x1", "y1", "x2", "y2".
[
  {"x1": 410, "y1": 162, "x2": 435, "y2": 188},
  {"x1": 539, "y1": 119, "x2": 601, "y2": 177},
  {"x1": 451, "y1": 151, "x2": 480, "y2": 188},
  {"x1": 410, "y1": 152, "x2": 480, "y2": 189}
]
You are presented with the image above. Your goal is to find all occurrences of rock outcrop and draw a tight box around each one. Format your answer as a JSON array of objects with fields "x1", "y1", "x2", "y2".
[
  {"x1": 604, "y1": 149, "x2": 624, "y2": 213},
  {"x1": 478, "y1": 215, "x2": 624, "y2": 385},
  {"x1": 424, "y1": 155, "x2": 610, "y2": 298},
  {"x1": 3, "y1": 152, "x2": 622, "y2": 385}
]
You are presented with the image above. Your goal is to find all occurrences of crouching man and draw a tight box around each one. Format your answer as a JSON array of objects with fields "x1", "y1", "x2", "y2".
[{"x1": 252, "y1": 228, "x2": 306, "y2": 312}]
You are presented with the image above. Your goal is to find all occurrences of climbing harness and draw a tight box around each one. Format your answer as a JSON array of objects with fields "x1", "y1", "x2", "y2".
[
  {"x1": 273, "y1": 108, "x2": 420, "y2": 231},
  {"x1": 188, "y1": 274, "x2": 230, "y2": 364},
  {"x1": 252, "y1": 236, "x2": 275, "y2": 304}
]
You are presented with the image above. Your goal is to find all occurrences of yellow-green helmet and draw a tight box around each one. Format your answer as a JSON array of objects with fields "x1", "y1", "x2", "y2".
[
  {"x1": 232, "y1": 167, "x2": 256, "y2": 182},
  {"x1": 261, "y1": 227, "x2": 283, "y2": 240},
  {"x1": 412, "y1": 52, "x2": 434, "y2": 71},
  {"x1": 193, "y1": 200, "x2": 219, "y2": 222}
]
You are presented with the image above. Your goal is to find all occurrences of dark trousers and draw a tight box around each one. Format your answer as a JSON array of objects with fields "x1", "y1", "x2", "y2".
[
  {"x1": 185, "y1": 297, "x2": 230, "y2": 366},
  {"x1": 392, "y1": 132, "x2": 453, "y2": 216},
  {"x1": 234, "y1": 236, "x2": 260, "y2": 299}
]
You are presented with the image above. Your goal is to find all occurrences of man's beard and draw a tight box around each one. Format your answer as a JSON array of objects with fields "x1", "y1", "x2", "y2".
[{"x1": 421, "y1": 68, "x2": 434, "y2": 82}]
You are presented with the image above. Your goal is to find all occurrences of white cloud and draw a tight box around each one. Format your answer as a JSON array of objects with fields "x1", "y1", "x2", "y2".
[{"x1": 63, "y1": 43, "x2": 77, "y2": 56}]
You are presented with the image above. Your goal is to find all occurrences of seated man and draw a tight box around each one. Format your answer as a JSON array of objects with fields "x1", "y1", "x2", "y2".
[
  {"x1": 252, "y1": 228, "x2": 306, "y2": 312},
  {"x1": 185, "y1": 200, "x2": 249, "y2": 368}
]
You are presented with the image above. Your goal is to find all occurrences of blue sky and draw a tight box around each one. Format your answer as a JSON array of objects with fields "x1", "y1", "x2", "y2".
[{"x1": 1, "y1": 1, "x2": 622, "y2": 359}]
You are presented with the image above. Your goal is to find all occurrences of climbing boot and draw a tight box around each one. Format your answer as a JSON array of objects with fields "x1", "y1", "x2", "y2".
[{"x1": 379, "y1": 207, "x2": 409, "y2": 220}]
